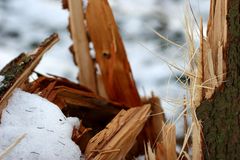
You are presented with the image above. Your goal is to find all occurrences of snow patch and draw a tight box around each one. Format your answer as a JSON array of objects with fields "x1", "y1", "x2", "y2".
[
  {"x1": 0, "y1": 89, "x2": 81, "y2": 160},
  {"x1": 82, "y1": 0, "x2": 88, "y2": 12},
  {"x1": 0, "y1": 75, "x2": 4, "y2": 82},
  {"x1": 0, "y1": 75, "x2": 5, "y2": 88}
]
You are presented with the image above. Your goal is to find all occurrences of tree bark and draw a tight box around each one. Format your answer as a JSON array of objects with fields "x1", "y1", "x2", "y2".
[{"x1": 197, "y1": 0, "x2": 240, "y2": 159}]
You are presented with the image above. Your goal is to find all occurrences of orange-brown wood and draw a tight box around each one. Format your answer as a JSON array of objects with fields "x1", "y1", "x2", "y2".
[
  {"x1": 86, "y1": 0, "x2": 141, "y2": 107},
  {"x1": 85, "y1": 104, "x2": 151, "y2": 160}
]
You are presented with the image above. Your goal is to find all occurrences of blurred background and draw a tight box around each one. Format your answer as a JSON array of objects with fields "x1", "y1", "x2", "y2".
[{"x1": 0, "y1": 0, "x2": 209, "y2": 139}]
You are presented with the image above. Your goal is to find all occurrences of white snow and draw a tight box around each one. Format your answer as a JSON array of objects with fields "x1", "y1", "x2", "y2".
[
  {"x1": 82, "y1": 0, "x2": 88, "y2": 12},
  {"x1": 0, "y1": 75, "x2": 5, "y2": 88},
  {"x1": 0, "y1": 89, "x2": 81, "y2": 160},
  {"x1": 0, "y1": 75, "x2": 4, "y2": 83}
]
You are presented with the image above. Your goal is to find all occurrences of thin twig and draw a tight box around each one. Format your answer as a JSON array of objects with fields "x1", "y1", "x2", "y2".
[{"x1": 0, "y1": 133, "x2": 27, "y2": 159}]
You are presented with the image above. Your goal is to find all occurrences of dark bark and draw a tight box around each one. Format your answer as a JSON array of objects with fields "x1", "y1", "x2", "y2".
[{"x1": 197, "y1": 0, "x2": 240, "y2": 159}]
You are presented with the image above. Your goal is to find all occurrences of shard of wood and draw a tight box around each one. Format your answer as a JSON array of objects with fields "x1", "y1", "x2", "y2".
[
  {"x1": 66, "y1": 0, "x2": 97, "y2": 93},
  {"x1": 85, "y1": 104, "x2": 151, "y2": 160},
  {"x1": 86, "y1": 0, "x2": 141, "y2": 107}
]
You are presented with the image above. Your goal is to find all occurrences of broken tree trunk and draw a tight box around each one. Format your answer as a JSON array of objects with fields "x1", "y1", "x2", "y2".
[{"x1": 196, "y1": 0, "x2": 240, "y2": 159}]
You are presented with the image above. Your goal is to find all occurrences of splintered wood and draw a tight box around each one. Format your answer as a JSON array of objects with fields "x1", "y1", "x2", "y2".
[
  {"x1": 186, "y1": 0, "x2": 228, "y2": 159},
  {"x1": 207, "y1": 0, "x2": 227, "y2": 78},
  {"x1": 162, "y1": 124, "x2": 177, "y2": 160},
  {"x1": 86, "y1": 0, "x2": 141, "y2": 107},
  {"x1": 65, "y1": 0, "x2": 174, "y2": 156},
  {"x1": 142, "y1": 96, "x2": 165, "y2": 146},
  {"x1": 194, "y1": 0, "x2": 227, "y2": 103},
  {"x1": 192, "y1": 122, "x2": 202, "y2": 160},
  {"x1": 64, "y1": 0, "x2": 141, "y2": 107},
  {"x1": 67, "y1": 0, "x2": 97, "y2": 93},
  {"x1": 144, "y1": 142, "x2": 156, "y2": 160},
  {"x1": 26, "y1": 75, "x2": 125, "y2": 131},
  {"x1": 85, "y1": 105, "x2": 151, "y2": 160},
  {"x1": 0, "y1": 33, "x2": 59, "y2": 114}
]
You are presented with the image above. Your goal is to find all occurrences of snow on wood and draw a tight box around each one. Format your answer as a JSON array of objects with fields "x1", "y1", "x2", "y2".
[
  {"x1": 25, "y1": 75, "x2": 126, "y2": 130},
  {"x1": 0, "y1": 89, "x2": 81, "y2": 160},
  {"x1": 25, "y1": 75, "x2": 128, "y2": 152}
]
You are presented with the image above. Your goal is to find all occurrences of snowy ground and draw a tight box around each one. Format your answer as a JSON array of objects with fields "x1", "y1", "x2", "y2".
[{"x1": 0, "y1": 0, "x2": 210, "y2": 159}]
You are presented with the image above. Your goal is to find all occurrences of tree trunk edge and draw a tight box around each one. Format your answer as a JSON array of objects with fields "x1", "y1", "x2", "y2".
[{"x1": 196, "y1": 0, "x2": 240, "y2": 159}]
